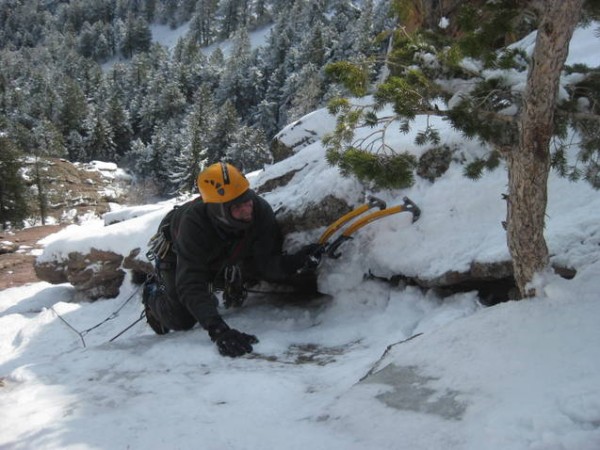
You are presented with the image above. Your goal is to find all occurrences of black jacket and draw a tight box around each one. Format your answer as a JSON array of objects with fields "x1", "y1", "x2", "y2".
[{"x1": 165, "y1": 194, "x2": 299, "y2": 328}]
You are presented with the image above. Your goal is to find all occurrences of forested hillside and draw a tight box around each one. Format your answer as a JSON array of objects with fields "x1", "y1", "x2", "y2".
[
  {"x1": 2, "y1": 0, "x2": 598, "y2": 234},
  {"x1": 0, "y1": 0, "x2": 392, "y2": 213}
]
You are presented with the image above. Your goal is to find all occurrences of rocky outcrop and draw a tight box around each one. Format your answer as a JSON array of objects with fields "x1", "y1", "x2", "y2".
[
  {"x1": 0, "y1": 241, "x2": 19, "y2": 255},
  {"x1": 35, "y1": 247, "x2": 152, "y2": 301},
  {"x1": 32, "y1": 163, "x2": 577, "y2": 305},
  {"x1": 23, "y1": 158, "x2": 131, "y2": 224},
  {"x1": 35, "y1": 241, "x2": 528, "y2": 304},
  {"x1": 30, "y1": 159, "x2": 518, "y2": 303},
  {"x1": 35, "y1": 248, "x2": 123, "y2": 300},
  {"x1": 276, "y1": 194, "x2": 353, "y2": 236},
  {"x1": 33, "y1": 190, "x2": 351, "y2": 300},
  {"x1": 65, "y1": 249, "x2": 125, "y2": 300},
  {"x1": 377, "y1": 260, "x2": 576, "y2": 306}
]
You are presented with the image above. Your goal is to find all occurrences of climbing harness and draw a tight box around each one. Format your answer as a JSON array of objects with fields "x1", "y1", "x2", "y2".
[{"x1": 222, "y1": 264, "x2": 247, "y2": 308}]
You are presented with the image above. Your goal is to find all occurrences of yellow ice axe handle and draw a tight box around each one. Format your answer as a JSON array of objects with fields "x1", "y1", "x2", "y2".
[
  {"x1": 318, "y1": 195, "x2": 386, "y2": 245},
  {"x1": 325, "y1": 197, "x2": 421, "y2": 258}
]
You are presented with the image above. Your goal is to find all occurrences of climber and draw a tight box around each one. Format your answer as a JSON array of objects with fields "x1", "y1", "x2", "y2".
[{"x1": 143, "y1": 162, "x2": 320, "y2": 357}]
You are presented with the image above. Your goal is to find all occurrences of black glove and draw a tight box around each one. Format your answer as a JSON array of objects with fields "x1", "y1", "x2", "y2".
[
  {"x1": 206, "y1": 318, "x2": 258, "y2": 357},
  {"x1": 294, "y1": 243, "x2": 323, "y2": 272}
]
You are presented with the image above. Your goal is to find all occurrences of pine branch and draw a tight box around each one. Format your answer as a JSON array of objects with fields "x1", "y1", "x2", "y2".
[{"x1": 571, "y1": 112, "x2": 600, "y2": 124}]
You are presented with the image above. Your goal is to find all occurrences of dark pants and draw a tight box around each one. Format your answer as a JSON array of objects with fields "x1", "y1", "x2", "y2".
[{"x1": 147, "y1": 267, "x2": 197, "y2": 331}]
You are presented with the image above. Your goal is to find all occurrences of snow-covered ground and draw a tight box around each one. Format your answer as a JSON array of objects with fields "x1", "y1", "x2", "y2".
[{"x1": 1, "y1": 20, "x2": 599, "y2": 450}]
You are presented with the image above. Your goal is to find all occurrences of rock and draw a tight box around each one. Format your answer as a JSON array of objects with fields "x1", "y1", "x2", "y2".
[
  {"x1": 255, "y1": 165, "x2": 307, "y2": 195},
  {"x1": 123, "y1": 247, "x2": 154, "y2": 282},
  {"x1": 35, "y1": 248, "x2": 127, "y2": 300},
  {"x1": 416, "y1": 145, "x2": 453, "y2": 182},
  {"x1": 34, "y1": 260, "x2": 69, "y2": 285},
  {"x1": 276, "y1": 194, "x2": 352, "y2": 235},
  {"x1": 383, "y1": 260, "x2": 575, "y2": 305},
  {"x1": 22, "y1": 157, "x2": 131, "y2": 224},
  {"x1": 270, "y1": 138, "x2": 295, "y2": 163},
  {"x1": 66, "y1": 249, "x2": 125, "y2": 300},
  {"x1": 0, "y1": 241, "x2": 19, "y2": 255}
]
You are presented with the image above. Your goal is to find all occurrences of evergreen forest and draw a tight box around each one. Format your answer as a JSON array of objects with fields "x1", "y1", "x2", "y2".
[
  {"x1": 1, "y1": 0, "x2": 599, "y2": 234},
  {"x1": 0, "y1": 0, "x2": 392, "y2": 221}
]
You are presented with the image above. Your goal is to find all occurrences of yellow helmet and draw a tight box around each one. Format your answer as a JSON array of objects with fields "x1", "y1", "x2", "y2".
[{"x1": 197, "y1": 162, "x2": 250, "y2": 203}]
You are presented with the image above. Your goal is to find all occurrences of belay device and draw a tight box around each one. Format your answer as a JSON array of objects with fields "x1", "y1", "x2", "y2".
[{"x1": 304, "y1": 196, "x2": 421, "y2": 268}]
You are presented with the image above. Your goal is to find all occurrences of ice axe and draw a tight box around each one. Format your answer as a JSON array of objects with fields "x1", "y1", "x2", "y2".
[{"x1": 302, "y1": 196, "x2": 421, "y2": 269}]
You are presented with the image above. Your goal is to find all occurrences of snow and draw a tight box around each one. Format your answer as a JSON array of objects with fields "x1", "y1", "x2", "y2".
[
  {"x1": 150, "y1": 21, "x2": 273, "y2": 58},
  {"x1": 150, "y1": 22, "x2": 191, "y2": 51},
  {"x1": 512, "y1": 23, "x2": 600, "y2": 68},
  {"x1": 1, "y1": 22, "x2": 600, "y2": 450},
  {"x1": 202, "y1": 25, "x2": 273, "y2": 58},
  {"x1": 79, "y1": 160, "x2": 132, "y2": 182}
]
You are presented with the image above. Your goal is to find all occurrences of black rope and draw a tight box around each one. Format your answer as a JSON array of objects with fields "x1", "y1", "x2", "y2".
[
  {"x1": 109, "y1": 311, "x2": 146, "y2": 342},
  {"x1": 51, "y1": 306, "x2": 87, "y2": 348},
  {"x1": 50, "y1": 285, "x2": 142, "y2": 348}
]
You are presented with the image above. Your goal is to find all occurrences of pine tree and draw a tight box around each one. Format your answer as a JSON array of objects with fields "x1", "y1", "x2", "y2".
[
  {"x1": 83, "y1": 106, "x2": 115, "y2": 162},
  {"x1": 161, "y1": 0, "x2": 179, "y2": 28},
  {"x1": 215, "y1": 28, "x2": 257, "y2": 117},
  {"x1": 251, "y1": 99, "x2": 279, "y2": 140},
  {"x1": 158, "y1": 120, "x2": 186, "y2": 195},
  {"x1": 296, "y1": 23, "x2": 328, "y2": 69},
  {"x1": 505, "y1": 0, "x2": 585, "y2": 297},
  {"x1": 57, "y1": 77, "x2": 88, "y2": 160},
  {"x1": 78, "y1": 22, "x2": 97, "y2": 59},
  {"x1": 253, "y1": 0, "x2": 271, "y2": 27},
  {"x1": 172, "y1": 39, "x2": 210, "y2": 101},
  {"x1": 349, "y1": 0, "x2": 378, "y2": 59},
  {"x1": 208, "y1": 99, "x2": 240, "y2": 164},
  {"x1": 263, "y1": 65, "x2": 287, "y2": 131},
  {"x1": 143, "y1": 0, "x2": 157, "y2": 22},
  {"x1": 324, "y1": 0, "x2": 598, "y2": 297},
  {"x1": 31, "y1": 119, "x2": 66, "y2": 225},
  {"x1": 104, "y1": 92, "x2": 133, "y2": 159},
  {"x1": 288, "y1": 63, "x2": 324, "y2": 122},
  {"x1": 189, "y1": 0, "x2": 219, "y2": 46},
  {"x1": 137, "y1": 53, "x2": 186, "y2": 142},
  {"x1": 171, "y1": 86, "x2": 214, "y2": 193},
  {"x1": 120, "y1": 14, "x2": 151, "y2": 57},
  {"x1": 217, "y1": 0, "x2": 249, "y2": 39},
  {"x1": 0, "y1": 134, "x2": 29, "y2": 229},
  {"x1": 225, "y1": 125, "x2": 272, "y2": 172}
]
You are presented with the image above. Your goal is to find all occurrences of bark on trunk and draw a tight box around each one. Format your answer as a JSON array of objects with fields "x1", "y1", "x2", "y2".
[{"x1": 506, "y1": 0, "x2": 583, "y2": 298}]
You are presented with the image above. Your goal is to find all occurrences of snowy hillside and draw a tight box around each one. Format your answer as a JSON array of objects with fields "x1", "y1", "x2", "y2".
[{"x1": 1, "y1": 20, "x2": 600, "y2": 450}]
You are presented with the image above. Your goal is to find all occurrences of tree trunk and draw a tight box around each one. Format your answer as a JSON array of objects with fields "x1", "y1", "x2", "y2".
[
  {"x1": 33, "y1": 157, "x2": 47, "y2": 226},
  {"x1": 506, "y1": 0, "x2": 583, "y2": 298}
]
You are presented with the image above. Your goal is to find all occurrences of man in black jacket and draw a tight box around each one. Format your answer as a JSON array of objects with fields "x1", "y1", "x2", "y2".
[{"x1": 143, "y1": 162, "x2": 319, "y2": 357}]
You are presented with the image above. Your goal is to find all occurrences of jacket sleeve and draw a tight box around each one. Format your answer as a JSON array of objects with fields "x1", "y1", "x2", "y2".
[
  {"x1": 250, "y1": 197, "x2": 305, "y2": 281},
  {"x1": 173, "y1": 211, "x2": 222, "y2": 328}
]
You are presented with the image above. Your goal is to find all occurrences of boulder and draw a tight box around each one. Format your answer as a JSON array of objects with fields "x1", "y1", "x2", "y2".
[
  {"x1": 34, "y1": 260, "x2": 69, "y2": 285},
  {"x1": 0, "y1": 241, "x2": 19, "y2": 255},
  {"x1": 276, "y1": 194, "x2": 352, "y2": 235},
  {"x1": 36, "y1": 248, "x2": 127, "y2": 300}
]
